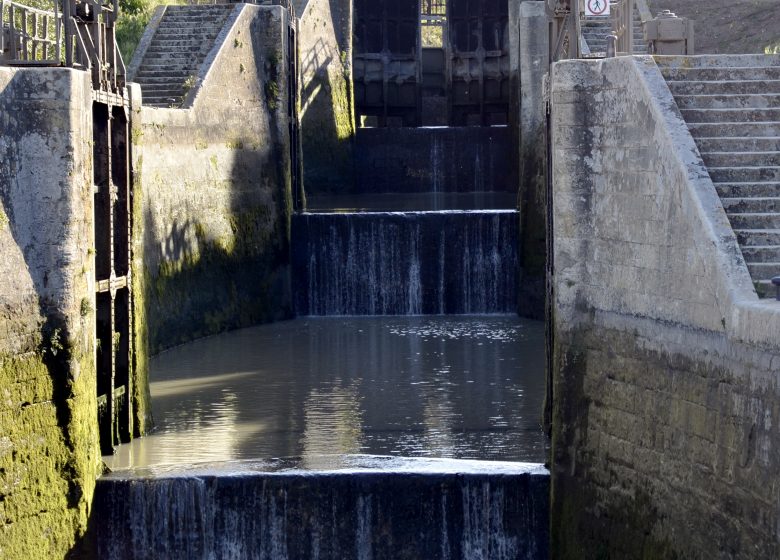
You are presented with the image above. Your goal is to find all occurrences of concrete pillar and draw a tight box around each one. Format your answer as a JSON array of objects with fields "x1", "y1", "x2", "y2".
[
  {"x1": 645, "y1": 10, "x2": 694, "y2": 55},
  {"x1": 516, "y1": 0, "x2": 550, "y2": 318}
]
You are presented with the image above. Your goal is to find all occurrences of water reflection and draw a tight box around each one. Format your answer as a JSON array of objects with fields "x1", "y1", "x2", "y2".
[{"x1": 105, "y1": 316, "x2": 548, "y2": 470}]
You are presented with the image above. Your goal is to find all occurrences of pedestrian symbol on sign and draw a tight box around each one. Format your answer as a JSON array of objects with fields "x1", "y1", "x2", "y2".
[{"x1": 586, "y1": 0, "x2": 610, "y2": 16}]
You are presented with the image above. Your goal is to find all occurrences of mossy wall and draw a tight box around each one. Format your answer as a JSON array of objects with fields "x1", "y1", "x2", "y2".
[
  {"x1": 0, "y1": 68, "x2": 102, "y2": 559},
  {"x1": 298, "y1": 0, "x2": 356, "y2": 194},
  {"x1": 132, "y1": 5, "x2": 293, "y2": 358}
]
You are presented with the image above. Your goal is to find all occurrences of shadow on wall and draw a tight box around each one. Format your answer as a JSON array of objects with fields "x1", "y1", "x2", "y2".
[
  {"x1": 299, "y1": 0, "x2": 355, "y2": 195},
  {"x1": 138, "y1": 136, "x2": 292, "y2": 356}
]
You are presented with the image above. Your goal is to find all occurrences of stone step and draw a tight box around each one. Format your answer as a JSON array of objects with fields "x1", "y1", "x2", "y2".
[
  {"x1": 721, "y1": 197, "x2": 780, "y2": 213},
  {"x1": 754, "y1": 280, "x2": 776, "y2": 299},
  {"x1": 734, "y1": 229, "x2": 780, "y2": 246},
  {"x1": 133, "y1": 4, "x2": 233, "y2": 108},
  {"x1": 747, "y1": 261, "x2": 780, "y2": 280},
  {"x1": 695, "y1": 137, "x2": 780, "y2": 153},
  {"x1": 146, "y1": 38, "x2": 214, "y2": 48},
  {"x1": 715, "y1": 182, "x2": 780, "y2": 198},
  {"x1": 688, "y1": 122, "x2": 780, "y2": 138},
  {"x1": 709, "y1": 166, "x2": 780, "y2": 183},
  {"x1": 674, "y1": 93, "x2": 780, "y2": 110},
  {"x1": 661, "y1": 67, "x2": 780, "y2": 81},
  {"x1": 728, "y1": 213, "x2": 780, "y2": 229},
  {"x1": 144, "y1": 98, "x2": 184, "y2": 108},
  {"x1": 135, "y1": 76, "x2": 194, "y2": 87},
  {"x1": 157, "y1": 17, "x2": 226, "y2": 28},
  {"x1": 159, "y1": 11, "x2": 232, "y2": 20},
  {"x1": 165, "y1": 5, "x2": 233, "y2": 11},
  {"x1": 584, "y1": 39, "x2": 644, "y2": 47},
  {"x1": 668, "y1": 80, "x2": 780, "y2": 96},
  {"x1": 681, "y1": 108, "x2": 780, "y2": 124},
  {"x1": 153, "y1": 28, "x2": 223, "y2": 38},
  {"x1": 701, "y1": 151, "x2": 780, "y2": 167},
  {"x1": 144, "y1": 45, "x2": 208, "y2": 55},
  {"x1": 141, "y1": 47, "x2": 203, "y2": 57},
  {"x1": 741, "y1": 245, "x2": 780, "y2": 262},
  {"x1": 140, "y1": 89, "x2": 186, "y2": 101},
  {"x1": 140, "y1": 81, "x2": 185, "y2": 92},
  {"x1": 155, "y1": 23, "x2": 224, "y2": 34},
  {"x1": 135, "y1": 68, "x2": 196, "y2": 79}
]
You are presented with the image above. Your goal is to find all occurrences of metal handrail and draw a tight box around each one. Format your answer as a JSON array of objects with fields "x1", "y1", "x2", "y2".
[
  {"x1": 610, "y1": 0, "x2": 635, "y2": 55},
  {"x1": 546, "y1": 0, "x2": 581, "y2": 63},
  {"x1": 2, "y1": 0, "x2": 127, "y2": 92},
  {"x1": 1, "y1": 0, "x2": 62, "y2": 64}
]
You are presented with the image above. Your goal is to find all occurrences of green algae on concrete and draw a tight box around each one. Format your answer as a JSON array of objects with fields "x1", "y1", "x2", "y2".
[{"x1": 0, "y1": 344, "x2": 100, "y2": 560}]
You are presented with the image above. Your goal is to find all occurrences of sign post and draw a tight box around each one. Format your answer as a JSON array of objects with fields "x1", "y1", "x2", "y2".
[{"x1": 585, "y1": 0, "x2": 610, "y2": 16}]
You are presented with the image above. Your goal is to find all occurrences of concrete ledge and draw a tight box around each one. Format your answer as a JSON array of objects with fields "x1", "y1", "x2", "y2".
[
  {"x1": 552, "y1": 55, "x2": 780, "y2": 349},
  {"x1": 94, "y1": 457, "x2": 550, "y2": 560}
]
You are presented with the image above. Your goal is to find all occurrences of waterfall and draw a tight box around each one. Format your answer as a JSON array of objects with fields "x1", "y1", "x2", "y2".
[
  {"x1": 94, "y1": 460, "x2": 550, "y2": 560},
  {"x1": 292, "y1": 211, "x2": 519, "y2": 316}
]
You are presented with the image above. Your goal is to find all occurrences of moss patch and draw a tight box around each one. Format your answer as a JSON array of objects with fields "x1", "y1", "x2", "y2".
[
  {"x1": 146, "y1": 206, "x2": 290, "y2": 354},
  {"x1": 0, "y1": 343, "x2": 100, "y2": 559}
]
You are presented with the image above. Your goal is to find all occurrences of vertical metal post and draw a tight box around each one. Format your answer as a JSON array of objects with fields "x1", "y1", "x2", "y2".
[
  {"x1": 9, "y1": 4, "x2": 17, "y2": 59},
  {"x1": 63, "y1": 0, "x2": 71, "y2": 67},
  {"x1": 626, "y1": 0, "x2": 633, "y2": 54},
  {"x1": 31, "y1": 12, "x2": 38, "y2": 59},
  {"x1": 0, "y1": 0, "x2": 5, "y2": 54}
]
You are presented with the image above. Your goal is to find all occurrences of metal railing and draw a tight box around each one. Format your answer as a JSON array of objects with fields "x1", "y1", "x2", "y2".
[
  {"x1": 0, "y1": 0, "x2": 61, "y2": 63},
  {"x1": 546, "y1": 0, "x2": 581, "y2": 63},
  {"x1": 1, "y1": 0, "x2": 126, "y2": 92},
  {"x1": 610, "y1": 0, "x2": 634, "y2": 55}
]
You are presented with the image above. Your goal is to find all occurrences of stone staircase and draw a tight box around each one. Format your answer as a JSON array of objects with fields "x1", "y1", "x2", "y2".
[
  {"x1": 582, "y1": 9, "x2": 646, "y2": 56},
  {"x1": 659, "y1": 56, "x2": 780, "y2": 298},
  {"x1": 131, "y1": 4, "x2": 234, "y2": 107}
]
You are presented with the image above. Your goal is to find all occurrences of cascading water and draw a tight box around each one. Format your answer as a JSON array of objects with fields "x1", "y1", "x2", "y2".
[
  {"x1": 94, "y1": 458, "x2": 549, "y2": 560},
  {"x1": 97, "y1": 126, "x2": 549, "y2": 559},
  {"x1": 292, "y1": 211, "x2": 519, "y2": 316}
]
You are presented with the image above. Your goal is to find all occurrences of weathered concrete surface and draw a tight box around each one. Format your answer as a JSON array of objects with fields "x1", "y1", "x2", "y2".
[
  {"x1": 352, "y1": 127, "x2": 513, "y2": 194},
  {"x1": 132, "y1": 4, "x2": 293, "y2": 360},
  {"x1": 0, "y1": 68, "x2": 101, "y2": 558},
  {"x1": 550, "y1": 56, "x2": 780, "y2": 558},
  {"x1": 516, "y1": 0, "x2": 549, "y2": 319},
  {"x1": 298, "y1": 0, "x2": 355, "y2": 194}
]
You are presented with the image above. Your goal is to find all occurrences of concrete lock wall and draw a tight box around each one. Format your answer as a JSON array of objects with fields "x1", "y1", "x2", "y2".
[
  {"x1": 550, "y1": 55, "x2": 780, "y2": 559},
  {"x1": 516, "y1": 0, "x2": 549, "y2": 319},
  {"x1": 0, "y1": 68, "x2": 102, "y2": 558},
  {"x1": 132, "y1": 4, "x2": 294, "y2": 365},
  {"x1": 297, "y1": 0, "x2": 355, "y2": 194}
]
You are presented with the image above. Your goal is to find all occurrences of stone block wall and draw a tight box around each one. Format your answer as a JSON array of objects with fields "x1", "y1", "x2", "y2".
[
  {"x1": 297, "y1": 0, "x2": 355, "y2": 194},
  {"x1": 132, "y1": 4, "x2": 293, "y2": 364},
  {"x1": 550, "y1": 56, "x2": 780, "y2": 558},
  {"x1": 0, "y1": 68, "x2": 101, "y2": 558}
]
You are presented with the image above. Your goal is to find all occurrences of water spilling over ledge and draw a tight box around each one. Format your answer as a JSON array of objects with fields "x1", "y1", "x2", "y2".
[
  {"x1": 95, "y1": 456, "x2": 549, "y2": 560},
  {"x1": 292, "y1": 211, "x2": 519, "y2": 316}
]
